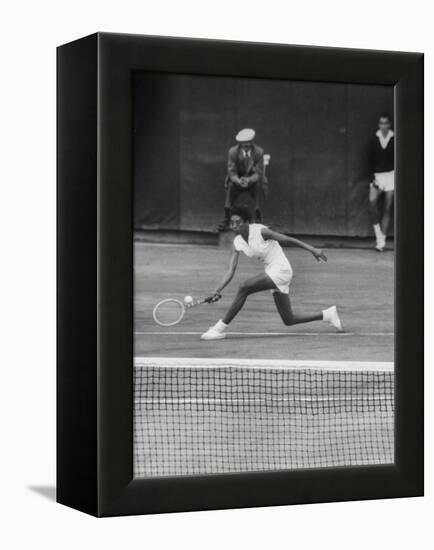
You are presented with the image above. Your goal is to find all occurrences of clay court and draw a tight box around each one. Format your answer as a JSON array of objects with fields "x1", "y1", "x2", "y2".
[{"x1": 134, "y1": 241, "x2": 394, "y2": 362}]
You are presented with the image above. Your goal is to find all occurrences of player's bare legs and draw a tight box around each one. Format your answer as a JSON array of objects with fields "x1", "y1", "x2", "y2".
[
  {"x1": 369, "y1": 185, "x2": 381, "y2": 225},
  {"x1": 222, "y1": 273, "x2": 276, "y2": 325},
  {"x1": 201, "y1": 275, "x2": 343, "y2": 340},
  {"x1": 381, "y1": 190, "x2": 394, "y2": 240},
  {"x1": 369, "y1": 185, "x2": 385, "y2": 251},
  {"x1": 201, "y1": 273, "x2": 275, "y2": 340},
  {"x1": 272, "y1": 292, "x2": 322, "y2": 325},
  {"x1": 274, "y1": 292, "x2": 343, "y2": 331}
]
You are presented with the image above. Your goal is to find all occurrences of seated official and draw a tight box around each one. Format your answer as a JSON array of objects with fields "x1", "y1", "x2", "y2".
[{"x1": 219, "y1": 128, "x2": 267, "y2": 230}]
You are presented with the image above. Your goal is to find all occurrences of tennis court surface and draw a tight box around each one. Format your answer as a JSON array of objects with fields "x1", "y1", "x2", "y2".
[
  {"x1": 134, "y1": 242, "x2": 394, "y2": 362},
  {"x1": 134, "y1": 242, "x2": 394, "y2": 477}
]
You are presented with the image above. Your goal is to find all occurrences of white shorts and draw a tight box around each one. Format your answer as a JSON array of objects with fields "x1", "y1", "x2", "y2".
[
  {"x1": 265, "y1": 262, "x2": 293, "y2": 294},
  {"x1": 372, "y1": 171, "x2": 394, "y2": 192}
]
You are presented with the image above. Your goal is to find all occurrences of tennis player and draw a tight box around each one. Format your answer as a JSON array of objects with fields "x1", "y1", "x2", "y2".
[
  {"x1": 201, "y1": 206, "x2": 343, "y2": 340},
  {"x1": 369, "y1": 113, "x2": 394, "y2": 251}
]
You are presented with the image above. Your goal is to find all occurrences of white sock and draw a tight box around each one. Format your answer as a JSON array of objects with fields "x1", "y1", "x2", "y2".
[
  {"x1": 322, "y1": 309, "x2": 330, "y2": 322},
  {"x1": 373, "y1": 223, "x2": 384, "y2": 241},
  {"x1": 216, "y1": 320, "x2": 228, "y2": 329}
]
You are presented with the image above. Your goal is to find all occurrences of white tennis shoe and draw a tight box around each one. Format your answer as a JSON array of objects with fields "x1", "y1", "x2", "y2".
[
  {"x1": 373, "y1": 224, "x2": 386, "y2": 252},
  {"x1": 375, "y1": 234, "x2": 386, "y2": 252},
  {"x1": 201, "y1": 320, "x2": 228, "y2": 340},
  {"x1": 322, "y1": 306, "x2": 343, "y2": 331}
]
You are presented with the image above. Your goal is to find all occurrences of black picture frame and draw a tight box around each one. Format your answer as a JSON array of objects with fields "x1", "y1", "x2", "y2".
[{"x1": 57, "y1": 32, "x2": 423, "y2": 517}]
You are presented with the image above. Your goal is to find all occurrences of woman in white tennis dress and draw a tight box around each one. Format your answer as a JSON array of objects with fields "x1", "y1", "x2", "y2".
[{"x1": 201, "y1": 206, "x2": 342, "y2": 340}]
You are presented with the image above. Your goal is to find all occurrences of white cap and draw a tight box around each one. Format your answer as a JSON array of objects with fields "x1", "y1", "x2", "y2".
[{"x1": 235, "y1": 128, "x2": 255, "y2": 143}]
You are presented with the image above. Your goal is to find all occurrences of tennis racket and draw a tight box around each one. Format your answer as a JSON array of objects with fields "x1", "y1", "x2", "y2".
[{"x1": 152, "y1": 294, "x2": 221, "y2": 327}]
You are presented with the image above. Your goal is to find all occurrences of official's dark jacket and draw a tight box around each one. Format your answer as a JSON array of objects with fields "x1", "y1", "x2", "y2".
[{"x1": 226, "y1": 143, "x2": 265, "y2": 185}]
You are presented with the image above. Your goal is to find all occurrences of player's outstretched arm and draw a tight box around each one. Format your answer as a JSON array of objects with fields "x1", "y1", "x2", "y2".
[
  {"x1": 208, "y1": 248, "x2": 240, "y2": 300},
  {"x1": 261, "y1": 227, "x2": 327, "y2": 262}
]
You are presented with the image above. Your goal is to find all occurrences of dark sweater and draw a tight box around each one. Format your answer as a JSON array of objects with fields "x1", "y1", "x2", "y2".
[{"x1": 372, "y1": 134, "x2": 394, "y2": 174}]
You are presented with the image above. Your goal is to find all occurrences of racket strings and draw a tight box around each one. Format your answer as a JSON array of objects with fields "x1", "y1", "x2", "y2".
[{"x1": 153, "y1": 299, "x2": 185, "y2": 326}]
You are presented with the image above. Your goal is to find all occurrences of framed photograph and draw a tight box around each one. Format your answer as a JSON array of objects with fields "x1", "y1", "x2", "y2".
[{"x1": 57, "y1": 33, "x2": 423, "y2": 516}]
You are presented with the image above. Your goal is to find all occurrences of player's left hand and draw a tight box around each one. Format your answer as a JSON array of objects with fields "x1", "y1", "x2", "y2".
[{"x1": 312, "y1": 248, "x2": 327, "y2": 262}]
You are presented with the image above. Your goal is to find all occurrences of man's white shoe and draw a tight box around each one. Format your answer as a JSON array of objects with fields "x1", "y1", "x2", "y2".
[
  {"x1": 373, "y1": 224, "x2": 386, "y2": 252},
  {"x1": 322, "y1": 306, "x2": 343, "y2": 331},
  {"x1": 200, "y1": 320, "x2": 228, "y2": 340},
  {"x1": 375, "y1": 234, "x2": 386, "y2": 252}
]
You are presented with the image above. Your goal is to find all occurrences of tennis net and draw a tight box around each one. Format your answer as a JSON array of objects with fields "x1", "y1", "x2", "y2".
[{"x1": 134, "y1": 357, "x2": 394, "y2": 477}]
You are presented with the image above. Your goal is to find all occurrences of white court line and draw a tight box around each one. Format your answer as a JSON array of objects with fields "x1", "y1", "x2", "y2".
[
  {"x1": 135, "y1": 356, "x2": 394, "y2": 372},
  {"x1": 134, "y1": 331, "x2": 393, "y2": 337}
]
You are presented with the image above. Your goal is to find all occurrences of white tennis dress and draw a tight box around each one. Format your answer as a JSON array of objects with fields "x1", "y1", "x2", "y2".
[{"x1": 233, "y1": 223, "x2": 293, "y2": 294}]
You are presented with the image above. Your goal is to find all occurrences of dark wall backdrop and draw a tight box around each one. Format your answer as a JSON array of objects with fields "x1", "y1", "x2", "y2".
[{"x1": 134, "y1": 73, "x2": 394, "y2": 237}]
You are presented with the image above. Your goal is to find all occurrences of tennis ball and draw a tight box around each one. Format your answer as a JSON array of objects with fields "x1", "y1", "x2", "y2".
[{"x1": 184, "y1": 295, "x2": 193, "y2": 305}]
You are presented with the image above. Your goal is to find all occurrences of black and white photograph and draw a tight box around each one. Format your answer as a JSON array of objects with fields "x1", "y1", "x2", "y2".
[
  {"x1": 133, "y1": 73, "x2": 395, "y2": 477},
  {"x1": 2, "y1": 0, "x2": 429, "y2": 541}
]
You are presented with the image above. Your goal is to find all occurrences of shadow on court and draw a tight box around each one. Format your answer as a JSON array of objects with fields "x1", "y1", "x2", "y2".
[{"x1": 134, "y1": 243, "x2": 394, "y2": 362}]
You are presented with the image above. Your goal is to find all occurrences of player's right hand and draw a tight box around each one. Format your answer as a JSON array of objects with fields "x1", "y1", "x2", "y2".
[{"x1": 205, "y1": 292, "x2": 222, "y2": 303}]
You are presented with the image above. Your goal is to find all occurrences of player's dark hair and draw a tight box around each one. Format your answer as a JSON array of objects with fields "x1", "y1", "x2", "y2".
[
  {"x1": 378, "y1": 112, "x2": 392, "y2": 123},
  {"x1": 230, "y1": 205, "x2": 252, "y2": 222}
]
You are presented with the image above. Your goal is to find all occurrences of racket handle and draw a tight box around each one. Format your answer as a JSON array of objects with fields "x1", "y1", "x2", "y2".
[{"x1": 203, "y1": 293, "x2": 222, "y2": 304}]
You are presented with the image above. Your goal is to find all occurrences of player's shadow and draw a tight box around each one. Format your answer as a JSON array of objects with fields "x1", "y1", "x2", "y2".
[{"x1": 28, "y1": 485, "x2": 56, "y2": 502}]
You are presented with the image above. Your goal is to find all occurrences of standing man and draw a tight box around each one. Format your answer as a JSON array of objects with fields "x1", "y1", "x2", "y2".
[
  {"x1": 369, "y1": 113, "x2": 394, "y2": 251},
  {"x1": 219, "y1": 128, "x2": 267, "y2": 230}
]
